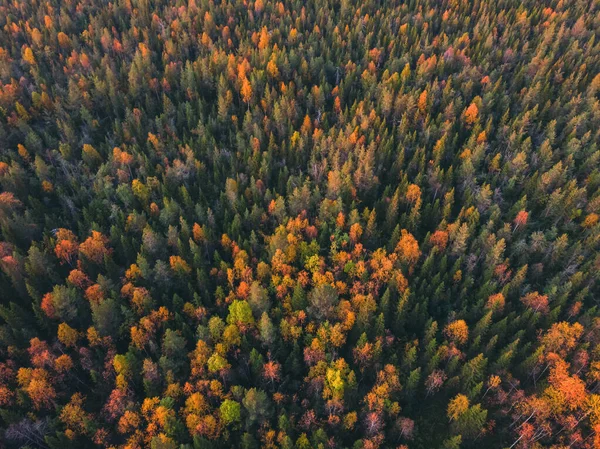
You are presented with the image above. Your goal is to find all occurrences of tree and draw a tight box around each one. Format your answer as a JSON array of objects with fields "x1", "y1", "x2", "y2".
[
  {"x1": 1, "y1": 0, "x2": 599, "y2": 447},
  {"x1": 54, "y1": 229, "x2": 79, "y2": 264},
  {"x1": 17, "y1": 368, "x2": 56, "y2": 410},
  {"x1": 41, "y1": 285, "x2": 80, "y2": 321},
  {"x1": 541, "y1": 322, "x2": 584, "y2": 357},
  {"x1": 79, "y1": 231, "x2": 111, "y2": 264},
  {"x1": 520, "y1": 292, "x2": 549, "y2": 314},
  {"x1": 242, "y1": 388, "x2": 271, "y2": 426},
  {"x1": 444, "y1": 320, "x2": 469, "y2": 346},
  {"x1": 485, "y1": 293, "x2": 505, "y2": 313},
  {"x1": 426, "y1": 370, "x2": 447, "y2": 396},
  {"x1": 262, "y1": 361, "x2": 281, "y2": 385},
  {"x1": 430, "y1": 230, "x2": 449, "y2": 250},
  {"x1": 513, "y1": 210, "x2": 529, "y2": 231},
  {"x1": 241, "y1": 77, "x2": 253, "y2": 106},
  {"x1": 57, "y1": 322, "x2": 79, "y2": 347},
  {"x1": 248, "y1": 282, "x2": 270, "y2": 316},
  {"x1": 220, "y1": 399, "x2": 241, "y2": 425},
  {"x1": 406, "y1": 184, "x2": 421, "y2": 203},
  {"x1": 227, "y1": 300, "x2": 255, "y2": 330},
  {"x1": 464, "y1": 102, "x2": 479, "y2": 125},
  {"x1": 395, "y1": 230, "x2": 420, "y2": 265},
  {"x1": 159, "y1": 329, "x2": 187, "y2": 375},
  {"x1": 170, "y1": 255, "x2": 191, "y2": 275},
  {"x1": 448, "y1": 394, "x2": 470, "y2": 422},
  {"x1": 307, "y1": 284, "x2": 339, "y2": 320},
  {"x1": 23, "y1": 47, "x2": 36, "y2": 65}
]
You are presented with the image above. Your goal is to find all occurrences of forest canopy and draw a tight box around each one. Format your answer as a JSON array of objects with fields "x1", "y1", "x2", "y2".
[{"x1": 0, "y1": 0, "x2": 600, "y2": 448}]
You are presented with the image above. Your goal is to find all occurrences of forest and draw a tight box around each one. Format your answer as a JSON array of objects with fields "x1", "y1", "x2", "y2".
[{"x1": 0, "y1": 0, "x2": 599, "y2": 447}]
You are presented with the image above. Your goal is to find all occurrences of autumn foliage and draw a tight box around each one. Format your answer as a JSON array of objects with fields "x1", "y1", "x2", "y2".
[{"x1": 0, "y1": 0, "x2": 598, "y2": 448}]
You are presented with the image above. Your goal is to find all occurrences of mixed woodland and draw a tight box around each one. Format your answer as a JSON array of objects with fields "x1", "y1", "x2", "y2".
[{"x1": 0, "y1": 0, "x2": 600, "y2": 447}]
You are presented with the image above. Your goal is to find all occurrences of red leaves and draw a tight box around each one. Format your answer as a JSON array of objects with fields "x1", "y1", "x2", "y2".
[
  {"x1": 262, "y1": 361, "x2": 281, "y2": 384},
  {"x1": 514, "y1": 210, "x2": 529, "y2": 230}
]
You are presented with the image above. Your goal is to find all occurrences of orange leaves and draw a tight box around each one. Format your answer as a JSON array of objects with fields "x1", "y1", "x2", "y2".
[
  {"x1": 29, "y1": 337, "x2": 54, "y2": 368},
  {"x1": 17, "y1": 143, "x2": 30, "y2": 161},
  {"x1": 395, "y1": 229, "x2": 421, "y2": 265},
  {"x1": 583, "y1": 213, "x2": 599, "y2": 228},
  {"x1": 369, "y1": 248, "x2": 395, "y2": 284},
  {"x1": 17, "y1": 367, "x2": 56, "y2": 410},
  {"x1": 488, "y1": 374, "x2": 502, "y2": 389},
  {"x1": 417, "y1": 89, "x2": 428, "y2": 112},
  {"x1": 336, "y1": 211, "x2": 346, "y2": 229},
  {"x1": 430, "y1": 230, "x2": 449, "y2": 250},
  {"x1": 43, "y1": 15, "x2": 53, "y2": 29},
  {"x1": 67, "y1": 268, "x2": 91, "y2": 288},
  {"x1": 349, "y1": 222, "x2": 363, "y2": 244},
  {"x1": 125, "y1": 263, "x2": 142, "y2": 281},
  {"x1": 57, "y1": 32, "x2": 71, "y2": 49},
  {"x1": 183, "y1": 393, "x2": 210, "y2": 434},
  {"x1": 40, "y1": 175, "x2": 52, "y2": 188},
  {"x1": 54, "y1": 228, "x2": 79, "y2": 264},
  {"x1": 131, "y1": 287, "x2": 153, "y2": 314},
  {"x1": 79, "y1": 231, "x2": 111, "y2": 264},
  {"x1": 485, "y1": 293, "x2": 505, "y2": 313},
  {"x1": 395, "y1": 271, "x2": 408, "y2": 293},
  {"x1": 301, "y1": 114, "x2": 312, "y2": 135},
  {"x1": 364, "y1": 365, "x2": 401, "y2": 414},
  {"x1": 546, "y1": 359, "x2": 587, "y2": 412},
  {"x1": 514, "y1": 210, "x2": 529, "y2": 230},
  {"x1": 262, "y1": 361, "x2": 281, "y2": 383},
  {"x1": 541, "y1": 322, "x2": 584, "y2": 357},
  {"x1": 118, "y1": 410, "x2": 141, "y2": 434},
  {"x1": 41, "y1": 292, "x2": 56, "y2": 318},
  {"x1": 406, "y1": 184, "x2": 421, "y2": 203},
  {"x1": 193, "y1": 223, "x2": 205, "y2": 242},
  {"x1": 113, "y1": 147, "x2": 134, "y2": 166},
  {"x1": 444, "y1": 319, "x2": 469, "y2": 345},
  {"x1": 130, "y1": 326, "x2": 148, "y2": 350},
  {"x1": 60, "y1": 393, "x2": 90, "y2": 436},
  {"x1": 240, "y1": 77, "x2": 253, "y2": 104},
  {"x1": 351, "y1": 293, "x2": 377, "y2": 324},
  {"x1": 258, "y1": 27, "x2": 270, "y2": 50},
  {"x1": 169, "y1": 255, "x2": 191, "y2": 275},
  {"x1": 464, "y1": 102, "x2": 479, "y2": 125},
  {"x1": 85, "y1": 284, "x2": 104, "y2": 303},
  {"x1": 521, "y1": 291, "x2": 549, "y2": 314},
  {"x1": 147, "y1": 132, "x2": 160, "y2": 149}
]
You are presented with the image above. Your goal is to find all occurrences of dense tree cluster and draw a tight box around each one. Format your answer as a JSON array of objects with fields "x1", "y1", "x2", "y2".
[{"x1": 0, "y1": 0, "x2": 600, "y2": 447}]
